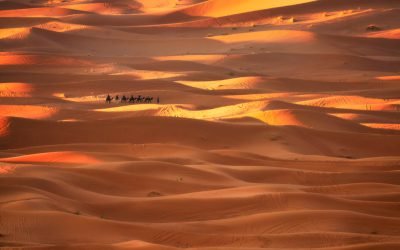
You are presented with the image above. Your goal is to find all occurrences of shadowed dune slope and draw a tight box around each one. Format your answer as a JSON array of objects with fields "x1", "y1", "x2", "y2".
[{"x1": 1, "y1": 0, "x2": 400, "y2": 249}]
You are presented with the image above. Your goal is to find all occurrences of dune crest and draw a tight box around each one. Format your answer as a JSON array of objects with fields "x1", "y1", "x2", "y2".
[
  {"x1": 0, "y1": 82, "x2": 33, "y2": 97},
  {"x1": 180, "y1": 0, "x2": 316, "y2": 17},
  {"x1": 0, "y1": 151, "x2": 102, "y2": 164},
  {"x1": 1, "y1": 0, "x2": 399, "y2": 249}
]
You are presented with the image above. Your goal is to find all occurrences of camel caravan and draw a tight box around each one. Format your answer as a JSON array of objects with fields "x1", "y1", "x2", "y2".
[{"x1": 106, "y1": 94, "x2": 159, "y2": 104}]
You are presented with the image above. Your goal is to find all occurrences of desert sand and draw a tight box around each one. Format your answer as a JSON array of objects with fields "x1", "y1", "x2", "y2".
[{"x1": 1, "y1": 0, "x2": 400, "y2": 249}]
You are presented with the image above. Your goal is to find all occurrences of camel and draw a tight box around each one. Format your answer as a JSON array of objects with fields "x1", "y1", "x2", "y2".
[
  {"x1": 121, "y1": 95, "x2": 127, "y2": 103},
  {"x1": 105, "y1": 94, "x2": 156, "y2": 104},
  {"x1": 106, "y1": 94, "x2": 113, "y2": 104}
]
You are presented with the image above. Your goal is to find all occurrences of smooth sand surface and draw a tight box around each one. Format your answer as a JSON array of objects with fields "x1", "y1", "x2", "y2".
[{"x1": 0, "y1": 0, "x2": 400, "y2": 249}]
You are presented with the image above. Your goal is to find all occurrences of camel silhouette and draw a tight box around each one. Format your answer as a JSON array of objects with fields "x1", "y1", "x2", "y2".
[
  {"x1": 121, "y1": 95, "x2": 127, "y2": 103},
  {"x1": 145, "y1": 97, "x2": 153, "y2": 103},
  {"x1": 105, "y1": 94, "x2": 156, "y2": 104},
  {"x1": 106, "y1": 94, "x2": 113, "y2": 104}
]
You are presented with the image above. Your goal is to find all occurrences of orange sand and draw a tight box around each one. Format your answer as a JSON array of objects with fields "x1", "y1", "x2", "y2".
[{"x1": 0, "y1": 0, "x2": 400, "y2": 249}]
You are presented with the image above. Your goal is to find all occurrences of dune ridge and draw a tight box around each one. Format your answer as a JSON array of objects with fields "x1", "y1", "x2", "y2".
[{"x1": 0, "y1": 0, "x2": 399, "y2": 249}]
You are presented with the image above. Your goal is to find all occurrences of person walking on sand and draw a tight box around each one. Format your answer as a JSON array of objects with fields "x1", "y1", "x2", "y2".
[
  {"x1": 115, "y1": 95, "x2": 119, "y2": 101},
  {"x1": 157, "y1": 96, "x2": 160, "y2": 104}
]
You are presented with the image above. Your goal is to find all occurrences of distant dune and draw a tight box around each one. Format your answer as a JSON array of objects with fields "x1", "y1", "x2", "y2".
[{"x1": 0, "y1": 0, "x2": 399, "y2": 249}]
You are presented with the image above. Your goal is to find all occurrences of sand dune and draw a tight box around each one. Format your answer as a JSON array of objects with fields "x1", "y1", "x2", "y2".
[
  {"x1": 0, "y1": 151, "x2": 102, "y2": 164},
  {"x1": 62, "y1": 3, "x2": 140, "y2": 15},
  {"x1": 299, "y1": 95, "x2": 398, "y2": 111},
  {"x1": 169, "y1": 0, "x2": 400, "y2": 28},
  {"x1": 0, "y1": 7, "x2": 84, "y2": 17},
  {"x1": 311, "y1": 9, "x2": 400, "y2": 36},
  {"x1": 367, "y1": 29, "x2": 400, "y2": 39},
  {"x1": 0, "y1": 1, "x2": 32, "y2": 10},
  {"x1": 177, "y1": 76, "x2": 264, "y2": 90},
  {"x1": 0, "y1": 82, "x2": 32, "y2": 97},
  {"x1": 0, "y1": 27, "x2": 227, "y2": 56},
  {"x1": 0, "y1": 52, "x2": 93, "y2": 67},
  {"x1": 252, "y1": 109, "x2": 372, "y2": 133},
  {"x1": 1, "y1": 0, "x2": 399, "y2": 249},
  {"x1": 0, "y1": 105, "x2": 57, "y2": 119},
  {"x1": 178, "y1": 0, "x2": 316, "y2": 18}
]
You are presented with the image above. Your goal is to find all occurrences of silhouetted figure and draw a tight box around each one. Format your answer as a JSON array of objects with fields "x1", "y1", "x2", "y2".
[
  {"x1": 106, "y1": 94, "x2": 113, "y2": 104},
  {"x1": 145, "y1": 97, "x2": 153, "y2": 103},
  {"x1": 157, "y1": 97, "x2": 160, "y2": 104},
  {"x1": 121, "y1": 95, "x2": 127, "y2": 103},
  {"x1": 137, "y1": 95, "x2": 143, "y2": 103},
  {"x1": 115, "y1": 95, "x2": 119, "y2": 101},
  {"x1": 129, "y1": 95, "x2": 135, "y2": 103}
]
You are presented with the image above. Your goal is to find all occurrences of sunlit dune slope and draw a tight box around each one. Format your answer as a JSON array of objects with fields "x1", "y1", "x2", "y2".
[
  {"x1": 0, "y1": 7, "x2": 84, "y2": 17},
  {"x1": 0, "y1": 82, "x2": 33, "y2": 97},
  {"x1": 172, "y1": 0, "x2": 400, "y2": 28},
  {"x1": 0, "y1": 52, "x2": 93, "y2": 67},
  {"x1": 1, "y1": 0, "x2": 400, "y2": 249},
  {"x1": 299, "y1": 95, "x2": 399, "y2": 111},
  {"x1": 180, "y1": 0, "x2": 316, "y2": 17},
  {"x1": 62, "y1": 3, "x2": 140, "y2": 14},
  {"x1": 0, "y1": 151, "x2": 101, "y2": 164},
  {"x1": 367, "y1": 29, "x2": 400, "y2": 39},
  {"x1": 0, "y1": 105, "x2": 57, "y2": 119},
  {"x1": 253, "y1": 109, "x2": 372, "y2": 133},
  {"x1": 177, "y1": 76, "x2": 264, "y2": 90}
]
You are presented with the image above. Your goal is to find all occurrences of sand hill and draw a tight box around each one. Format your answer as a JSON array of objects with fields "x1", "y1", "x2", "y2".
[{"x1": 0, "y1": 0, "x2": 399, "y2": 249}]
